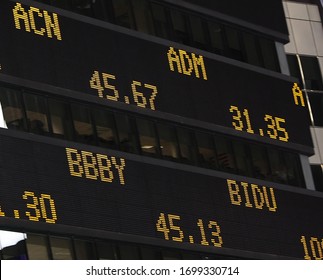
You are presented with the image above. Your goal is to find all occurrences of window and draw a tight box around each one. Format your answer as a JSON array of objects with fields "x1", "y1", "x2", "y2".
[
  {"x1": 177, "y1": 128, "x2": 196, "y2": 163},
  {"x1": 26, "y1": 234, "x2": 49, "y2": 260},
  {"x1": 267, "y1": 149, "x2": 288, "y2": 184},
  {"x1": 300, "y1": 56, "x2": 323, "y2": 90},
  {"x1": 111, "y1": 0, "x2": 136, "y2": 29},
  {"x1": 24, "y1": 94, "x2": 49, "y2": 135},
  {"x1": 71, "y1": 104, "x2": 95, "y2": 144},
  {"x1": 48, "y1": 99, "x2": 73, "y2": 140},
  {"x1": 287, "y1": 55, "x2": 302, "y2": 83},
  {"x1": 259, "y1": 38, "x2": 279, "y2": 72},
  {"x1": 50, "y1": 236, "x2": 74, "y2": 260},
  {"x1": 170, "y1": 10, "x2": 190, "y2": 44},
  {"x1": 157, "y1": 123, "x2": 179, "y2": 161},
  {"x1": 0, "y1": 87, "x2": 26, "y2": 131},
  {"x1": 137, "y1": 118, "x2": 158, "y2": 156},
  {"x1": 225, "y1": 27, "x2": 243, "y2": 60},
  {"x1": 250, "y1": 145, "x2": 270, "y2": 180},
  {"x1": 74, "y1": 239, "x2": 96, "y2": 259},
  {"x1": 287, "y1": 55, "x2": 323, "y2": 91},
  {"x1": 96, "y1": 241, "x2": 118, "y2": 259},
  {"x1": 189, "y1": 15, "x2": 207, "y2": 49},
  {"x1": 150, "y1": 3, "x2": 170, "y2": 39},
  {"x1": 311, "y1": 165, "x2": 323, "y2": 192},
  {"x1": 308, "y1": 92, "x2": 323, "y2": 126},
  {"x1": 243, "y1": 33, "x2": 261, "y2": 67},
  {"x1": 161, "y1": 250, "x2": 182, "y2": 260},
  {"x1": 93, "y1": 109, "x2": 117, "y2": 149},
  {"x1": 115, "y1": 113, "x2": 138, "y2": 153},
  {"x1": 208, "y1": 22, "x2": 225, "y2": 55},
  {"x1": 232, "y1": 141, "x2": 251, "y2": 176},
  {"x1": 131, "y1": 0, "x2": 154, "y2": 34},
  {"x1": 284, "y1": 153, "x2": 304, "y2": 187},
  {"x1": 118, "y1": 244, "x2": 141, "y2": 259},
  {"x1": 215, "y1": 136, "x2": 236, "y2": 172},
  {"x1": 195, "y1": 131, "x2": 217, "y2": 168}
]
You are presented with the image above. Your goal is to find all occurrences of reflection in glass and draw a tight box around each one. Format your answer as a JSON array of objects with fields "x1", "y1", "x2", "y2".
[
  {"x1": 26, "y1": 234, "x2": 49, "y2": 260},
  {"x1": 50, "y1": 236, "x2": 73, "y2": 260},
  {"x1": 157, "y1": 123, "x2": 179, "y2": 160},
  {"x1": 137, "y1": 118, "x2": 158, "y2": 156}
]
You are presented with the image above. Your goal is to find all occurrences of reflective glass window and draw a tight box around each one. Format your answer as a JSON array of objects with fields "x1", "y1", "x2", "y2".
[
  {"x1": 284, "y1": 153, "x2": 304, "y2": 187},
  {"x1": 250, "y1": 145, "x2": 270, "y2": 179},
  {"x1": 48, "y1": 99, "x2": 73, "y2": 140},
  {"x1": 243, "y1": 33, "x2": 261, "y2": 67},
  {"x1": 259, "y1": 38, "x2": 279, "y2": 71},
  {"x1": 300, "y1": 56, "x2": 323, "y2": 90},
  {"x1": 308, "y1": 92, "x2": 323, "y2": 126},
  {"x1": 170, "y1": 10, "x2": 189, "y2": 44},
  {"x1": 267, "y1": 149, "x2": 288, "y2": 184},
  {"x1": 232, "y1": 141, "x2": 252, "y2": 176},
  {"x1": 225, "y1": 27, "x2": 243, "y2": 60},
  {"x1": 177, "y1": 128, "x2": 196, "y2": 164},
  {"x1": 189, "y1": 15, "x2": 207, "y2": 49},
  {"x1": 74, "y1": 239, "x2": 96, "y2": 260},
  {"x1": 0, "y1": 87, "x2": 26, "y2": 131},
  {"x1": 215, "y1": 136, "x2": 236, "y2": 172},
  {"x1": 71, "y1": 104, "x2": 95, "y2": 144},
  {"x1": 24, "y1": 94, "x2": 49, "y2": 135},
  {"x1": 115, "y1": 113, "x2": 138, "y2": 153},
  {"x1": 93, "y1": 109, "x2": 117, "y2": 149},
  {"x1": 151, "y1": 3, "x2": 170, "y2": 39},
  {"x1": 118, "y1": 244, "x2": 140, "y2": 259},
  {"x1": 26, "y1": 233, "x2": 49, "y2": 260},
  {"x1": 287, "y1": 54, "x2": 302, "y2": 83},
  {"x1": 157, "y1": 123, "x2": 179, "y2": 160},
  {"x1": 50, "y1": 236, "x2": 74, "y2": 260},
  {"x1": 111, "y1": 0, "x2": 136, "y2": 29},
  {"x1": 96, "y1": 241, "x2": 118, "y2": 259},
  {"x1": 208, "y1": 22, "x2": 225, "y2": 55},
  {"x1": 131, "y1": 0, "x2": 154, "y2": 34},
  {"x1": 195, "y1": 132, "x2": 217, "y2": 168},
  {"x1": 137, "y1": 118, "x2": 158, "y2": 156},
  {"x1": 311, "y1": 165, "x2": 323, "y2": 192}
]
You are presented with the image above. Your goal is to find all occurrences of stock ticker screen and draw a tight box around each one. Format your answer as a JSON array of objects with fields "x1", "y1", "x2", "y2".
[
  {"x1": 0, "y1": 132, "x2": 322, "y2": 259},
  {"x1": 0, "y1": 1, "x2": 321, "y2": 260},
  {"x1": 0, "y1": 0, "x2": 313, "y2": 149}
]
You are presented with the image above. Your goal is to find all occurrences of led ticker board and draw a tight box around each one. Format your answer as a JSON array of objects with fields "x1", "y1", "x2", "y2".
[
  {"x1": 0, "y1": 131, "x2": 322, "y2": 259},
  {"x1": 0, "y1": 0, "x2": 313, "y2": 149}
]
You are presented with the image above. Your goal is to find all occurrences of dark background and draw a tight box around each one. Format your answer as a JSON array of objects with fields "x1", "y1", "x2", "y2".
[
  {"x1": 0, "y1": 131, "x2": 322, "y2": 258},
  {"x1": 0, "y1": 0, "x2": 313, "y2": 148}
]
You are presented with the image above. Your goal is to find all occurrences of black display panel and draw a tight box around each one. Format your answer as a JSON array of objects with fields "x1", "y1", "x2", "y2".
[
  {"x1": 0, "y1": 131, "x2": 322, "y2": 259},
  {"x1": 0, "y1": 0, "x2": 313, "y2": 149}
]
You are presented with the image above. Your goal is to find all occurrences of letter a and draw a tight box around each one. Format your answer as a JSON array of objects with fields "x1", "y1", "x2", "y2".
[{"x1": 167, "y1": 47, "x2": 182, "y2": 73}]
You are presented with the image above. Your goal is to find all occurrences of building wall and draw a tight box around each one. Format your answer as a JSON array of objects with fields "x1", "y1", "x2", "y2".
[{"x1": 283, "y1": 0, "x2": 323, "y2": 191}]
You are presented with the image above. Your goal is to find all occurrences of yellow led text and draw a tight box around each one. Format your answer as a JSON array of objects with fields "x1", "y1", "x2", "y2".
[
  {"x1": 292, "y1": 83, "x2": 305, "y2": 107},
  {"x1": 167, "y1": 47, "x2": 207, "y2": 80},
  {"x1": 66, "y1": 148, "x2": 126, "y2": 185},
  {"x1": 13, "y1": 2, "x2": 62, "y2": 40},
  {"x1": 227, "y1": 179, "x2": 277, "y2": 212},
  {"x1": 300, "y1": 235, "x2": 323, "y2": 260}
]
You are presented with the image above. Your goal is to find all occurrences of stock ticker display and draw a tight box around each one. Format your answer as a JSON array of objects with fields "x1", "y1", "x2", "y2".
[
  {"x1": 0, "y1": 0, "x2": 313, "y2": 149},
  {"x1": 0, "y1": 1, "x2": 321, "y2": 260},
  {"x1": 0, "y1": 132, "x2": 322, "y2": 259}
]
